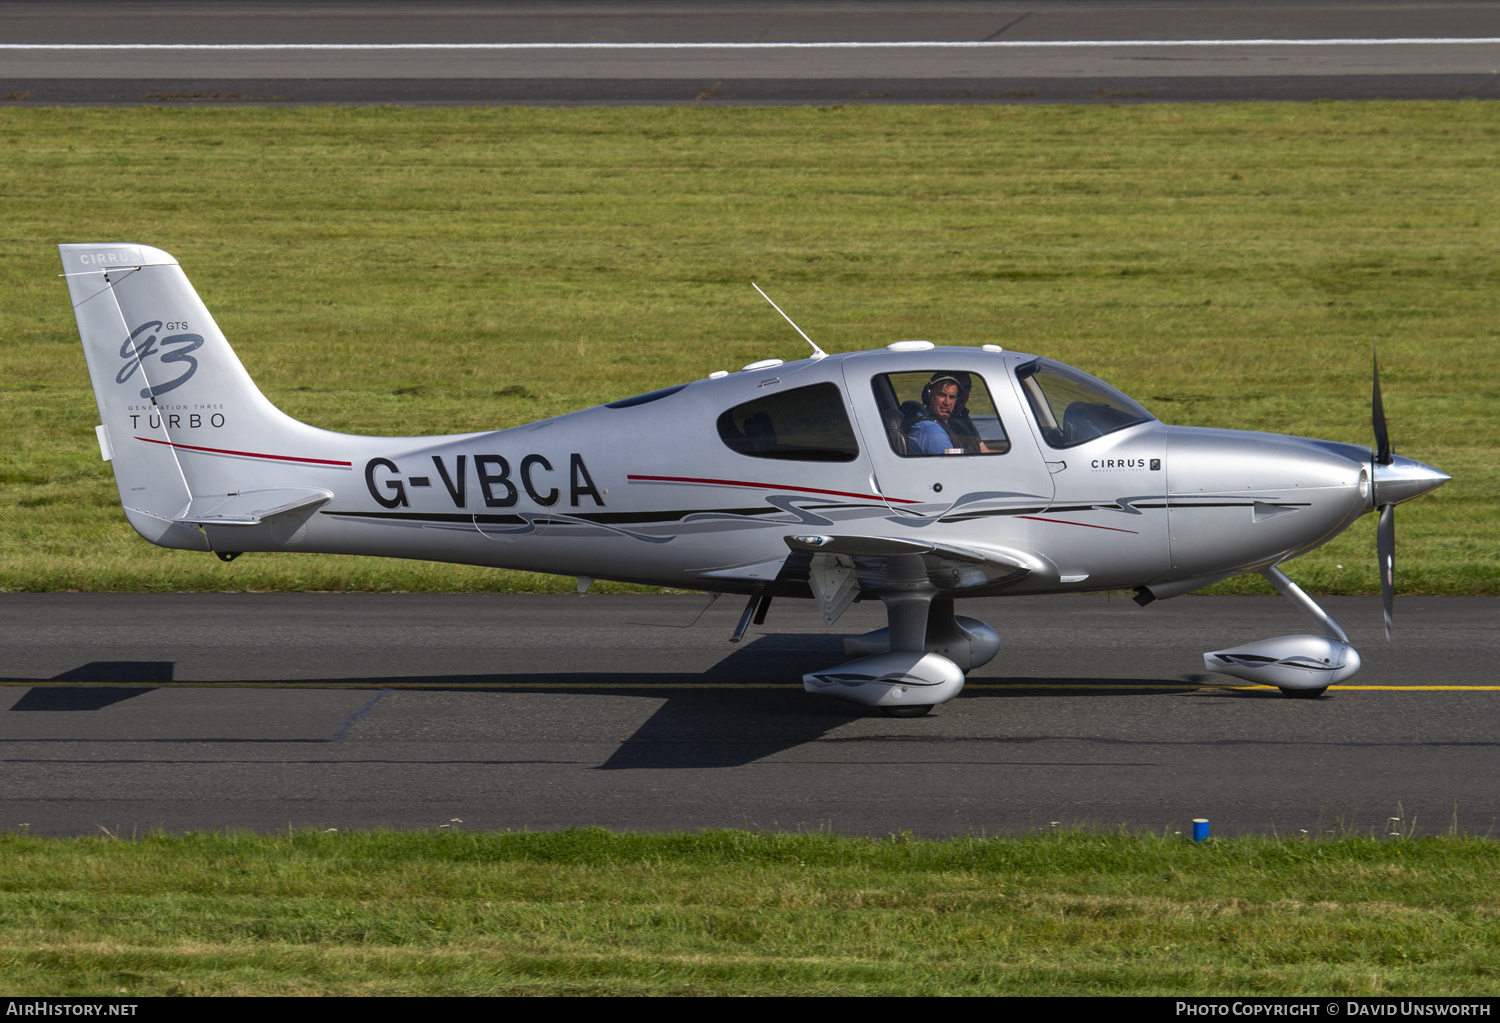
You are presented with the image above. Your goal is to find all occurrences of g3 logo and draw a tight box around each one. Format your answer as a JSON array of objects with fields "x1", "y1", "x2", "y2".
[{"x1": 117, "y1": 321, "x2": 203, "y2": 400}]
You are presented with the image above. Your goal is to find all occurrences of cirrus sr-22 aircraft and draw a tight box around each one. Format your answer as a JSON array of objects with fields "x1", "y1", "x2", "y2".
[{"x1": 60, "y1": 244, "x2": 1450, "y2": 716}]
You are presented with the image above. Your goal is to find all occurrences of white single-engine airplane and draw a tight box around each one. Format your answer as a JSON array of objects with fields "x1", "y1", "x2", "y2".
[{"x1": 61, "y1": 244, "x2": 1450, "y2": 715}]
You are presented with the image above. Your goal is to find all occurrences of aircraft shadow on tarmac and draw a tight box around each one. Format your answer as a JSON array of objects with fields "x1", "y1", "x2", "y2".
[
  {"x1": 7, "y1": 661, "x2": 172, "y2": 711},
  {"x1": 4, "y1": 643, "x2": 1219, "y2": 767}
]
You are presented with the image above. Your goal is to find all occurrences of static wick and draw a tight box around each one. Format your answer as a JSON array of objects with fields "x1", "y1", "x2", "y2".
[{"x1": 753, "y1": 283, "x2": 827, "y2": 360}]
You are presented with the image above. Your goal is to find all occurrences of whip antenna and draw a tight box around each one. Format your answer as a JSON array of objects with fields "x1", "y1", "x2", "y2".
[{"x1": 753, "y1": 283, "x2": 827, "y2": 360}]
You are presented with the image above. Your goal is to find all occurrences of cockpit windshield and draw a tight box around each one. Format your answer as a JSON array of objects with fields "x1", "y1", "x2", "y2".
[{"x1": 1015, "y1": 358, "x2": 1154, "y2": 449}]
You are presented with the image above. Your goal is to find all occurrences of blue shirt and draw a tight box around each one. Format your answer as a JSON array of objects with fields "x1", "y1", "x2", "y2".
[{"x1": 907, "y1": 419, "x2": 958, "y2": 456}]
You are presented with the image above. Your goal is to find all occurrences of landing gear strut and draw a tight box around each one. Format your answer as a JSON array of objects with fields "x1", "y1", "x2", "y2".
[{"x1": 1204, "y1": 566, "x2": 1359, "y2": 698}]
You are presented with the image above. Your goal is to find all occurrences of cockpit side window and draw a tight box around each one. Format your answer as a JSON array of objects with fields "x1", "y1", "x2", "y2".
[
  {"x1": 1015, "y1": 358, "x2": 1154, "y2": 449},
  {"x1": 871, "y1": 371, "x2": 1011, "y2": 457},
  {"x1": 716, "y1": 382, "x2": 860, "y2": 462}
]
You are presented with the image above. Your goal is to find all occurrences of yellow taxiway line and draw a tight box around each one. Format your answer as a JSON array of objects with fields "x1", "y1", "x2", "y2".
[{"x1": 965, "y1": 684, "x2": 1500, "y2": 692}]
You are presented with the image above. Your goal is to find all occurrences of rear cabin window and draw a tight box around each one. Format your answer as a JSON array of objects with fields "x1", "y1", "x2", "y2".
[
  {"x1": 716, "y1": 383, "x2": 860, "y2": 462},
  {"x1": 871, "y1": 371, "x2": 1011, "y2": 457}
]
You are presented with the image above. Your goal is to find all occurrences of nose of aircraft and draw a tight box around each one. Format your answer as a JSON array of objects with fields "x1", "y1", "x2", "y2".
[{"x1": 1372, "y1": 455, "x2": 1451, "y2": 507}]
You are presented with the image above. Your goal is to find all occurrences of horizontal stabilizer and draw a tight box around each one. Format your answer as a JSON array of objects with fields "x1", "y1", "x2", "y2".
[{"x1": 177, "y1": 488, "x2": 333, "y2": 527}]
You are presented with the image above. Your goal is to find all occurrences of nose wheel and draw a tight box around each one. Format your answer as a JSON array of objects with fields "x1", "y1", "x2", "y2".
[{"x1": 881, "y1": 704, "x2": 934, "y2": 718}]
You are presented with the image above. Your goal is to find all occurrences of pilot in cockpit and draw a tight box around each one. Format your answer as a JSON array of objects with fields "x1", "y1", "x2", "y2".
[{"x1": 906, "y1": 372, "x2": 984, "y2": 455}]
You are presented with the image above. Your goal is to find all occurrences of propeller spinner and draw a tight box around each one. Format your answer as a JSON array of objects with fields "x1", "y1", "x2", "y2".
[{"x1": 1369, "y1": 350, "x2": 1451, "y2": 638}]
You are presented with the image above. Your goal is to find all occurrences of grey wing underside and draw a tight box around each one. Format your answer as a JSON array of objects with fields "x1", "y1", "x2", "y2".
[{"x1": 782, "y1": 533, "x2": 1046, "y2": 624}]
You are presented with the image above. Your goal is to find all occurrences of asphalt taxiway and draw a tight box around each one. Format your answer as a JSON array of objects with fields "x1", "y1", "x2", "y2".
[
  {"x1": 3, "y1": 592, "x2": 1496, "y2": 839},
  {"x1": 2, "y1": 1, "x2": 1499, "y2": 104}
]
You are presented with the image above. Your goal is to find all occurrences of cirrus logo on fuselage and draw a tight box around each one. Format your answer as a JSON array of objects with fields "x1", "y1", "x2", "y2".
[
  {"x1": 1090, "y1": 457, "x2": 1162, "y2": 471},
  {"x1": 118, "y1": 321, "x2": 203, "y2": 400}
]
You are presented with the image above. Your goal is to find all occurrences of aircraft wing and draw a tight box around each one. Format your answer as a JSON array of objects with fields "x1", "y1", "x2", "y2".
[
  {"x1": 783, "y1": 533, "x2": 1046, "y2": 624},
  {"x1": 177, "y1": 487, "x2": 334, "y2": 527}
]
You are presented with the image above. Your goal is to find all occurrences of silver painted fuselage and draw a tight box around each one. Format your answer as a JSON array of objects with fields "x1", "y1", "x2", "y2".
[{"x1": 183, "y1": 348, "x2": 1387, "y2": 604}]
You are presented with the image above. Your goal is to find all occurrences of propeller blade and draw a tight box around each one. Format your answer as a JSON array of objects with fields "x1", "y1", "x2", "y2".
[
  {"x1": 1372, "y1": 349, "x2": 1392, "y2": 466},
  {"x1": 1377, "y1": 503, "x2": 1395, "y2": 640}
]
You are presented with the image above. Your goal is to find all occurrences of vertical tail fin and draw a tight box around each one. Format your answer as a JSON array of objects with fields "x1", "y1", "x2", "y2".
[{"x1": 60, "y1": 244, "x2": 338, "y2": 549}]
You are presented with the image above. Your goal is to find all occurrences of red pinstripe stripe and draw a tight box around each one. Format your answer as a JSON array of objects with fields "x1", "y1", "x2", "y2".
[
  {"x1": 1017, "y1": 515, "x2": 1139, "y2": 535},
  {"x1": 135, "y1": 436, "x2": 352, "y2": 467}
]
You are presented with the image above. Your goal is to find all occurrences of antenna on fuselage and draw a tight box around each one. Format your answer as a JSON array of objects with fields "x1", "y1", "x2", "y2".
[{"x1": 752, "y1": 283, "x2": 827, "y2": 361}]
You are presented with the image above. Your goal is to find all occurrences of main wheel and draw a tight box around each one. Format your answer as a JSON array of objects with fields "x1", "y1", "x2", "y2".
[
  {"x1": 881, "y1": 704, "x2": 934, "y2": 718},
  {"x1": 1279, "y1": 687, "x2": 1328, "y2": 700}
]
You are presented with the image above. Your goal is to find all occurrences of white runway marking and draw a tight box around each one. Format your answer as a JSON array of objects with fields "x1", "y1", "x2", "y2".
[{"x1": 4, "y1": 39, "x2": 1500, "y2": 51}]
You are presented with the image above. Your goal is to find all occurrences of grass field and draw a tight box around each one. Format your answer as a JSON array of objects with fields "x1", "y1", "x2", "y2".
[
  {"x1": 1, "y1": 103, "x2": 1496, "y2": 594},
  {"x1": 2, "y1": 828, "x2": 1496, "y2": 996}
]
